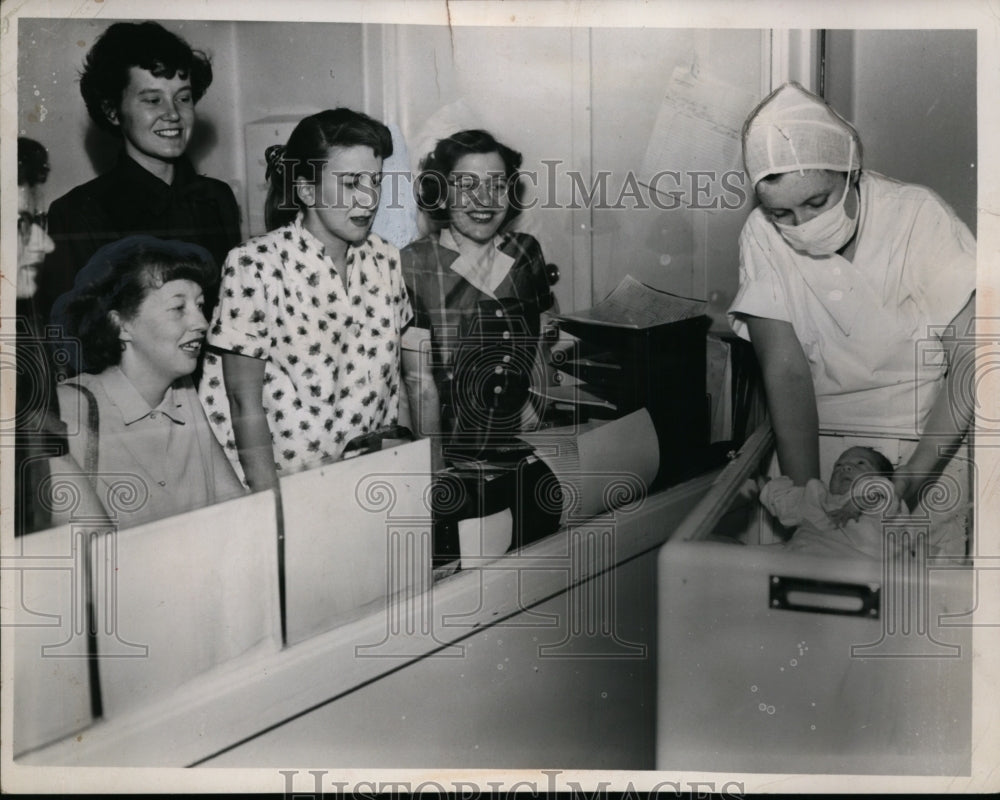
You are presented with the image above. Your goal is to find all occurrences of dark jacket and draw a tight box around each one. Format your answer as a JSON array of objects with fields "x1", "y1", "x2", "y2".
[{"x1": 36, "y1": 153, "x2": 242, "y2": 320}]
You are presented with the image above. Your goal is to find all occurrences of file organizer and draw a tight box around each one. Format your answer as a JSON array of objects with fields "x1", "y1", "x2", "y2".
[
  {"x1": 556, "y1": 314, "x2": 711, "y2": 483},
  {"x1": 92, "y1": 490, "x2": 282, "y2": 720}
]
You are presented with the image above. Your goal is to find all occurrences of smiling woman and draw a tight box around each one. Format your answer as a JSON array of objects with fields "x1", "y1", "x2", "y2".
[
  {"x1": 109, "y1": 67, "x2": 196, "y2": 179},
  {"x1": 35, "y1": 21, "x2": 241, "y2": 323},
  {"x1": 53, "y1": 236, "x2": 245, "y2": 529},
  {"x1": 401, "y1": 129, "x2": 557, "y2": 462}
]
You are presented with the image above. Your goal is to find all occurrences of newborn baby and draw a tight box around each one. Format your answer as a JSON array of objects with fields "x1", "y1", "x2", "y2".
[{"x1": 759, "y1": 446, "x2": 904, "y2": 559}]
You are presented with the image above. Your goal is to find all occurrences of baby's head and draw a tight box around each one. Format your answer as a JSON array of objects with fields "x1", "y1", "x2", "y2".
[{"x1": 829, "y1": 446, "x2": 894, "y2": 495}]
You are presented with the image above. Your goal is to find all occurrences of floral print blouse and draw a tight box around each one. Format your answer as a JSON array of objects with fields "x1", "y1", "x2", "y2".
[{"x1": 200, "y1": 214, "x2": 413, "y2": 483}]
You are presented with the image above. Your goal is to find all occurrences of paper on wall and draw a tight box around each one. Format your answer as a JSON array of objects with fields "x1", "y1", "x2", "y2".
[
  {"x1": 639, "y1": 65, "x2": 759, "y2": 207},
  {"x1": 372, "y1": 123, "x2": 420, "y2": 249}
]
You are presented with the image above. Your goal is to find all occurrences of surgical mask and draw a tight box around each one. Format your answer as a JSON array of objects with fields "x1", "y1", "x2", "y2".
[{"x1": 773, "y1": 147, "x2": 859, "y2": 256}]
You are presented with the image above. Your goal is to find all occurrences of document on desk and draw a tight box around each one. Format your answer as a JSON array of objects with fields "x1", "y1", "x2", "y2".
[
  {"x1": 556, "y1": 274, "x2": 707, "y2": 329},
  {"x1": 519, "y1": 409, "x2": 659, "y2": 523},
  {"x1": 531, "y1": 374, "x2": 618, "y2": 412}
]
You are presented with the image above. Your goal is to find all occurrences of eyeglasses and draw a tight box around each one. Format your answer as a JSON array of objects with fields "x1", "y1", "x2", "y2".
[
  {"x1": 447, "y1": 173, "x2": 510, "y2": 197},
  {"x1": 18, "y1": 211, "x2": 48, "y2": 241}
]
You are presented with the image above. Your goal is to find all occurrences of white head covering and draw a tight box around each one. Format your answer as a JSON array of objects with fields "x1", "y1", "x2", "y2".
[{"x1": 742, "y1": 82, "x2": 862, "y2": 187}]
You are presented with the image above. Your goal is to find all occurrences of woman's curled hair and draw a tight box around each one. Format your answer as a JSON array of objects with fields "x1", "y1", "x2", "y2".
[
  {"x1": 264, "y1": 108, "x2": 394, "y2": 231},
  {"x1": 417, "y1": 129, "x2": 526, "y2": 227},
  {"x1": 56, "y1": 236, "x2": 216, "y2": 374},
  {"x1": 80, "y1": 21, "x2": 213, "y2": 134}
]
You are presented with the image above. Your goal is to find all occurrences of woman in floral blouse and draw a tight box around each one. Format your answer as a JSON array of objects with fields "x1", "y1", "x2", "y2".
[{"x1": 199, "y1": 109, "x2": 414, "y2": 490}]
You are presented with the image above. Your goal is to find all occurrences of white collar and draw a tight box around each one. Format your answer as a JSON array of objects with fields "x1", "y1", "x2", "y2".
[{"x1": 440, "y1": 227, "x2": 514, "y2": 297}]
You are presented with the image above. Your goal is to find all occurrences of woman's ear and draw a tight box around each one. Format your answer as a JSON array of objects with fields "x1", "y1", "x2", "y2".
[
  {"x1": 294, "y1": 179, "x2": 315, "y2": 207},
  {"x1": 102, "y1": 100, "x2": 120, "y2": 127},
  {"x1": 109, "y1": 310, "x2": 132, "y2": 345}
]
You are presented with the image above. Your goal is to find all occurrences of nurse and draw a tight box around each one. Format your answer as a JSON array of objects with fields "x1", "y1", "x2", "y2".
[{"x1": 728, "y1": 83, "x2": 975, "y2": 518}]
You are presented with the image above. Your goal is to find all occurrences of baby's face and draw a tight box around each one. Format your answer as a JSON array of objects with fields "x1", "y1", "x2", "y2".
[{"x1": 829, "y1": 447, "x2": 883, "y2": 495}]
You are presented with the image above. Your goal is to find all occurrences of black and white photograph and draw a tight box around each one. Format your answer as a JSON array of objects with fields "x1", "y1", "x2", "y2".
[{"x1": 2, "y1": 0, "x2": 998, "y2": 794}]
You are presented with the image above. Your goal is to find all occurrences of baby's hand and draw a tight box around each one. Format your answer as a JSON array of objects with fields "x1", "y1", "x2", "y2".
[
  {"x1": 827, "y1": 475, "x2": 897, "y2": 527},
  {"x1": 827, "y1": 498, "x2": 863, "y2": 527},
  {"x1": 738, "y1": 474, "x2": 768, "y2": 501}
]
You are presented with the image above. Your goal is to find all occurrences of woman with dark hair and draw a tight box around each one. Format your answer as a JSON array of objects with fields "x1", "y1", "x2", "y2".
[
  {"x1": 13, "y1": 137, "x2": 108, "y2": 535},
  {"x1": 55, "y1": 236, "x2": 244, "y2": 529},
  {"x1": 401, "y1": 129, "x2": 556, "y2": 461},
  {"x1": 199, "y1": 108, "x2": 416, "y2": 491},
  {"x1": 16, "y1": 137, "x2": 54, "y2": 299},
  {"x1": 36, "y1": 20, "x2": 241, "y2": 321}
]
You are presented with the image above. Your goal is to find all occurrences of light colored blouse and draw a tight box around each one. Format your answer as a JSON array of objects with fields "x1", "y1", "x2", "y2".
[{"x1": 57, "y1": 367, "x2": 244, "y2": 529}]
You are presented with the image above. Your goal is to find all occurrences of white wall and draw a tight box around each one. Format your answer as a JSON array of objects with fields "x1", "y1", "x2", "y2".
[
  {"x1": 377, "y1": 23, "x2": 583, "y2": 310},
  {"x1": 590, "y1": 28, "x2": 763, "y2": 319},
  {"x1": 377, "y1": 25, "x2": 766, "y2": 318},
  {"x1": 18, "y1": 22, "x2": 975, "y2": 317},
  {"x1": 824, "y1": 29, "x2": 977, "y2": 233}
]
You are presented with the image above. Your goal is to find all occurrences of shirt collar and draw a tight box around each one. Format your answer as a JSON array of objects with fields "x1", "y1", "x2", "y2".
[
  {"x1": 438, "y1": 227, "x2": 514, "y2": 251},
  {"x1": 99, "y1": 366, "x2": 188, "y2": 426},
  {"x1": 292, "y1": 213, "x2": 328, "y2": 260},
  {"x1": 439, "y1": 227, "x2": 514, "y2": 297},
  {"x1": 292, "y1": 212, "x2": 376, "y2": 266}
]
